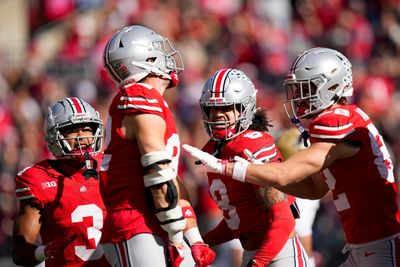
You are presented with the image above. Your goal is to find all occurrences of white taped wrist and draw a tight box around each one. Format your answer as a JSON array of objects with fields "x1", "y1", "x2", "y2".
[
  {"x1": 34, "y1": 245, "x2": 47, "y2": 262},
  {"x1": 185, "y1": 227, "x2": 203, "y2": 246},
  {"x1": 169, "y1": 230, "x2": 184, "y2": 245},
  {"x1": 156, "y1": 206, "x2": 186, "y2": 244},
  {"x1": 232, "y1": 161, "x2": 248, "y2": 182},
  {"x1": 156, "y1": 206, "x2": 183, "y2": 222},
  {"x1": 160, "y1": 218, "x2": 186, "y2": 238}
]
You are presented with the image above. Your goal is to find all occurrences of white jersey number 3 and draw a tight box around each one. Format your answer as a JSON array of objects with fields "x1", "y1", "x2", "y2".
[{"x1": 71, "y1": 204, "x2": 104, "y2": 261}]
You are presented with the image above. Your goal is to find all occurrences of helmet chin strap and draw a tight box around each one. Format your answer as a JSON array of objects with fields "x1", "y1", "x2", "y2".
[
  {"x1": 290, "y1": 117, "x2": 310, "y2": 147},
  {"x1": 132, "y1": 63, "x2": 179, "y2": 89},
  {"x1": 167, "y1": 71, "x2": 179, "y2": 88},
  {"x1": 151, "y1": 68, "x2": 179, "y2": 88},
  {"x1": 82, "y1": 151, "x2": 98, "y2": 180}
]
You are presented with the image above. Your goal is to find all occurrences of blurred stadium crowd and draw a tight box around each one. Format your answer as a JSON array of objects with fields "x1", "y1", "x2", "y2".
[{"x1": 1, "y1": 0, "x2": 400, "y2": 266}]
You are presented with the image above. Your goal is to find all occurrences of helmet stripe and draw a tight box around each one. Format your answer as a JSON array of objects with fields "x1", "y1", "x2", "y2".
[
  {"x1": 212, "y1": 68, "x2": 230, "y2": 98},
  {"x1": 66, "y1": 97, "x2": 85, "y2": 114}
]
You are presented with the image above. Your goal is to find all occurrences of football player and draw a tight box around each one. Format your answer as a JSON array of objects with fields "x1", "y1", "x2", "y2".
[
  {"x1": 184, "y1": 48, "x2": 400, "y2": 266},
  {"x1": 189, "y1": 68, "x2": 310, "y2": 267},
  {"x1": 100, "y1": 25, "x2": 215, "y2": 267},
  {"x1": 12, "y1": 97, "x2": 110, "y2": 266}
]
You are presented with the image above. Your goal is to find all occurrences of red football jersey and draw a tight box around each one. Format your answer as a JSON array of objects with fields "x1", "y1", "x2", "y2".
[
  {"x1": 309, "y1": 104, "x2": 400, "y2": 244},
  {"x1": 203, "y1": 129, "x2": 294, "y2": 235},
  {"x1": 15, "y1": 159, "x2": 109, "y2": 267},
  {"x1": 99, "y1": 83, "x2": 180, "y2": 243}
]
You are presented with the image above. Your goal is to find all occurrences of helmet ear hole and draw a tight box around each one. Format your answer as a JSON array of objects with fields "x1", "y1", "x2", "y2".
[{"x1": 328, "y1": 84, "x2": 339, "y2": 92}]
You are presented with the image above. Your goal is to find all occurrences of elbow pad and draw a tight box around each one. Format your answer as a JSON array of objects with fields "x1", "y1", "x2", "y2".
[
  {"x1": 141, "y1": 151, "x2": 177, "y2": 210},
  {"x1": 141, "y1": 151, "x2": 186, "y2": 243}
]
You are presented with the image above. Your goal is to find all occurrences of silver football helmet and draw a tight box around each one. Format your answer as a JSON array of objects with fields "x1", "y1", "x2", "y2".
[
  {"x1": 103, "y1": 25, "x2": 183, "y2": 87},
  {"x1": 200, "y1": 68, "x2": 257, "y2": 141},
  {"x1": 44, "y1": 97, "x2": 103, "y2": 158},
  {"x1": 283, "y1": 47, "x2": 353, "y2": 119}
]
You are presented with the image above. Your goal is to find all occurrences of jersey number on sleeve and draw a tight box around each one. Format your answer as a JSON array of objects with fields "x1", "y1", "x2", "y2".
[
  {"x1": 243, "y1": 131, "x2": 263, "y2": 139},
  {"x1": 323, "y1": 119, "x2": 395, "y2": 212}
]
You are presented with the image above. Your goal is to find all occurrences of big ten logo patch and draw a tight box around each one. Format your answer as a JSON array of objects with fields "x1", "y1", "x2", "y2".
[{"x1": 41, "y1": 181, "x2": 57, "y2": 189}]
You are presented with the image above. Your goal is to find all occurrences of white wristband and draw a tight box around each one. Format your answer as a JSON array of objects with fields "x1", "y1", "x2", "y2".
[
  {"x1": 232, "y1": 161, "x2": 248, "y2": 182},
  {"x1": 169, "y1": 230, "x2": 184, "y2": 245},
  {"x1": 184, "y1": 227, "x2": 203, "y2": 246},
  {"x1": 34, "y1": 245, "x2": 47, "y2": 262}
]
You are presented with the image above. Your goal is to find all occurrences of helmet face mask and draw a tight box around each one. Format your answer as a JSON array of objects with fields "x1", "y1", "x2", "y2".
[
  {"x1": 284, "y1": 79, "x2": 321, "y2": 118},
  {"x1": 203, "y1": 104, "x2": 241, "y2": 140},
  {"x1": 103, "y1": 25, "x2": 183, "y2": 87},
  {"x1": 283, "y1": 47, "x2": 353, "y2": 119},
  {"x1": 44, "y1": 97, "x2": 103, "y2": 159},
  {"x1": 58, "y1": 124, "x2": 99, "y2": 155},
  {"x1": 200, "y1": 69, "x2": 257, "y2": 141}
]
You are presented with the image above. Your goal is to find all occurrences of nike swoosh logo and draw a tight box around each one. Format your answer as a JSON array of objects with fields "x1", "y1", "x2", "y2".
[{"x1": 364, "y1": 251, "x2": 376, "y2": 257}]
